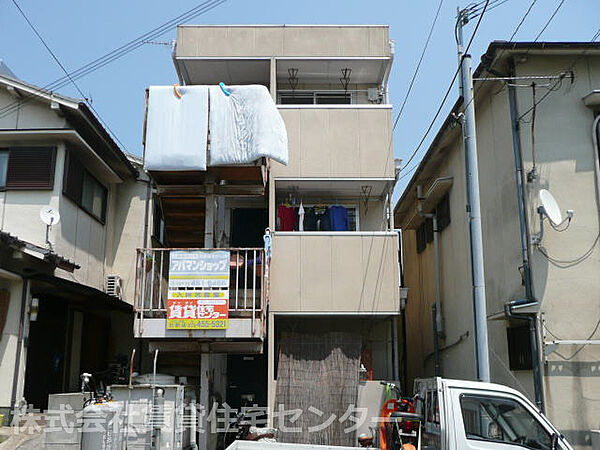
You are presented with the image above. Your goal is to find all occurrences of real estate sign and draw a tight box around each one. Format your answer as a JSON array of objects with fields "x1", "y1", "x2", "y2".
[{"x1": 166, "y1": 250, "x2": 230, "y2": 329}]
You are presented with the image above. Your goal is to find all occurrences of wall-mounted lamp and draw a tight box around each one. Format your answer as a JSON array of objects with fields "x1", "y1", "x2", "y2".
[
  {"x1": 288, "y1": 68, "x2": 299, "y2": 91},
  {"x1": 29, "y1": 297, "x2": 39, "y2": 322}
]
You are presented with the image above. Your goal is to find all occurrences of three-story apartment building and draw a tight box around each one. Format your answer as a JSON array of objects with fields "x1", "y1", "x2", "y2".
[{"x1": 137, "y1": 25, "x2": 400, "y2": 448}]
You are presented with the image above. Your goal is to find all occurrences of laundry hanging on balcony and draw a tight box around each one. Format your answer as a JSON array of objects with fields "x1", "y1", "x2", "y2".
[
  {"x1": 144, "y1": 85, "x2": 209, "y2": 171},
  {"x1": 143, "y1": 84, "x2": 288, "y2": 171}
]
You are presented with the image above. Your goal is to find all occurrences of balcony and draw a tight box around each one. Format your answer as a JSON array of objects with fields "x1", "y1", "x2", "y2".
[
  {"x1": 272, "y1": 105, "x2": 395, "y2": 179},
  {"x1": 269, "y1": 232, "x2": 400, "y2": 314},
  {"x1": 134, "y1": 248, "x2": 266, "y2": 352}
]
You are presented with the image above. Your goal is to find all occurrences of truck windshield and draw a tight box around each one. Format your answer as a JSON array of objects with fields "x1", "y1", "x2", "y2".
[{"x1": 460, "y1": 394, "x2": 554, "y2": 450}]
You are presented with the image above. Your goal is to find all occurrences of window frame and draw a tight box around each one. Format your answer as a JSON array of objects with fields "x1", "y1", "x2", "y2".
[
  {"x1": 0, "y1": 146, "x2": 57, "y2": 191},
  {"x1": 62, "y1": 150, "x2": 108, "y2": 224}
]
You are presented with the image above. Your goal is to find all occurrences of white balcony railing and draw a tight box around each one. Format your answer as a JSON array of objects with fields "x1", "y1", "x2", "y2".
[{"x1": 134, "y1": 248, "x2": 266, "y2": 341}]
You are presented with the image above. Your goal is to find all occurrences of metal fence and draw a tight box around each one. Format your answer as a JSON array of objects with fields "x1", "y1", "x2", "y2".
[{"x1": 134, "y1": 248, "x2": 265, "y2": 319}]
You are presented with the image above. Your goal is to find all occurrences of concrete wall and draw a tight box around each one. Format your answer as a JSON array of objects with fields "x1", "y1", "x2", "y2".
[
  {"x1": 176, "y1": 25, "x2": 391, "y2": 58},
  {"x1": 272, "y1": 106, "x2": 394, "y2": 178},
  {"x1": 270, "y1": 232, "x2": 399, "y2": 313}
]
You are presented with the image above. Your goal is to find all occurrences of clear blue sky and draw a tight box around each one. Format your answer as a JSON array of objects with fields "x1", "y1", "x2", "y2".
[{"x1": 1, "y1": 0, "x2": 597, "y2": 195}]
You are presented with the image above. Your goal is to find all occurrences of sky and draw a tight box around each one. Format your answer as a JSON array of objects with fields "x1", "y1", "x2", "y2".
[{"x1": 0, "y1": 0, "x2": 598, "y2": 196}]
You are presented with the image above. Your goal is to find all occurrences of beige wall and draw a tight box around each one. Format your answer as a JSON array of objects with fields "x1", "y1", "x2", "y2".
[
  {"x1": 272, "y1": 106, "x2": 394, "y2": 178},
  {"x1": 270, "y1": 232, "x2": 399, "y2": 313},
  {"x1": 176, "y1": 25, "x2": 391, "y2": 58},
  {"x1": 105, "y1": 170, "x2": 150, "y2": 304}
]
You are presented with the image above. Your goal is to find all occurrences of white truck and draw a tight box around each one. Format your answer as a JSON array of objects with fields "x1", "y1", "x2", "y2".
[
  {"x1": 226, "y1": 377, "x2": 573, "y2": 450},
  {"x1": 406, "y1": 377, "x2": 572, "y2": 450}
]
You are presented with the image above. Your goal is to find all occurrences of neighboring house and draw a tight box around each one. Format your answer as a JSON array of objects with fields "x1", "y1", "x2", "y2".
[
  {"x1": 137, "y1": 25, "x2": 400, "y2": 448},
  {"x1": 0, "y1": 72, "x2": 149, "y2": 416},
  {"x1": 394, "y1": 42, "x2": 600, "y2": 448}
]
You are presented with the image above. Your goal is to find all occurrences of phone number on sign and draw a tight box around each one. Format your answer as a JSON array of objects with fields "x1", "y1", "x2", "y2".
[{"x1": 167, "y1": 319, "x2": 228, "y2": 330}]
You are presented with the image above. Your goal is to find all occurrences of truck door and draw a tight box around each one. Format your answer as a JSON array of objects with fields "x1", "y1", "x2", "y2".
[{"x1": 447, "y1": 388, "x2": 569, "y2": 450}]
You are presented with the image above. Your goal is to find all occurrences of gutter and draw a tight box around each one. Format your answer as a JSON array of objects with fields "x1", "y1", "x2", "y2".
[{"x1": 75, "y1": 103, "x2": 139, "y2": 178}]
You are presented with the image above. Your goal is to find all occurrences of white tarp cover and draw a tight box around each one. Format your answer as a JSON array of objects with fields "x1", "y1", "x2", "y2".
[
  {"x1": 209, "y1": 84, "x2": 288, "y2": 166},
  {"x1": 144, "y1": 85, "x2": 209, "y2": 171}
]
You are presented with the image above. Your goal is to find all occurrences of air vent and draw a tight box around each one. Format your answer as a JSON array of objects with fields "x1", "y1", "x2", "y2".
[{"x1": 105, "y1": 275, "x2": 122, "y2": 299}]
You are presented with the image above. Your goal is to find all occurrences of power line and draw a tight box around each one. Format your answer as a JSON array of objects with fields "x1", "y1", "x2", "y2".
[
  {"x1": 391, "y1": 0, "x2": 445, "y2": 133},
  {"x1": 533, "y1": 0, "x2": 566, "y2": 42},
  {"x1": 0, "y1": 0, "x2": 226, "y2": 120},
  {"x1": 10, "y1": 0, "x2": 128, "y2": 151},
  {"x1": 400, "y1": 0, "x2": 491, "y2": 172}
]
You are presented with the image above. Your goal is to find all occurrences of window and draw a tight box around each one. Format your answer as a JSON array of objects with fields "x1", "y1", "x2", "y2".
[
  {"x1": 63, "y1": 151, "x2": 107, "y2": 222},
  {"x1": 416, "y1": 218, "x2": 434, "y2": 254},
  {"x1": 507, "y1": 325, "x2": 533, "y2": 370},
  {"x1": 0, "y1": 147, "x2": 56, "y2": 189},
  {"x1": 436, "y1": 193, "x2": 451, "y2": 232},
  {"x1": 461, "y1": 395, "x2": 553, "y2": 449},
  {"x1": 278, "y1": 91, "x2": 352, "y2": 105}
]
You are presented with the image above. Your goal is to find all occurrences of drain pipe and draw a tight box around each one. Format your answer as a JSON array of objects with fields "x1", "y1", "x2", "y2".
[{"x1": 507, "y1": 69, "x2": 545, "y2": 412}]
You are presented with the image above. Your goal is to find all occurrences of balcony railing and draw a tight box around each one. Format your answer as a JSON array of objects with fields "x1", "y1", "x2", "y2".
[{"x1": 134, "y1": 248, "x2": 266, "y2": 341}]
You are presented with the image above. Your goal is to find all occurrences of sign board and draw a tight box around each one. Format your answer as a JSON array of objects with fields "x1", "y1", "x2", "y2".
[{"x1": 166, "y1": 250, "x2": 230, "y2": 329}]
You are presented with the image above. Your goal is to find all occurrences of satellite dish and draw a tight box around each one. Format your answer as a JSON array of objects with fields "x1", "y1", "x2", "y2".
[
  {"x1": 40, "y1": 206, "x2": 60, "y2": 226},
  {"x1": 539, "y1": 189, "x2": 562, "y2": 226}
]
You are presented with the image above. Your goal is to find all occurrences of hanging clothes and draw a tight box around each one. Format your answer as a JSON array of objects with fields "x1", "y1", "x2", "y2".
[
  {"x1": 298, "y1": 202, "x2": 305, "y2": 232},
  {"x1": 330, "y1": 205, "x2": 349, "y2": 231},
  {"x1": 303, "y1": 207, "x2": 318, "y2": 231},
  {"x1": 277, "y1": 205, "x2": 297, "y2": 231},
  {"x1": 314, "y1": 206, "x2": 331, "y2": 231}
]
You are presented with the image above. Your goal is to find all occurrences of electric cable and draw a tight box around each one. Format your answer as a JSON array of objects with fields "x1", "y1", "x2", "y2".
[
  {"x1": 517, "y1": 26, "x2": 600, "y2": 121},
  {"x1": 544, "y1": 316, "x2": 600, "y2": 360},
  {"x1": 400, "y1": 0, "x2": 490, "y2": 173},
  {"x1": 10, "y1": 0, "x2": 128, "y2": 151},
  {"x1": 391, "y1": 0, "x2": 445, "y2": 134},
  {"x1": 537, "y1": 232, "x2": 600, "y2": 268},
  {"x1": 0, "y1": 0, "x2": 226, "y2": 120}
]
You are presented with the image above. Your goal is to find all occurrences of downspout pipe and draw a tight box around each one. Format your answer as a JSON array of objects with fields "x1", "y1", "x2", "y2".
[{"x1": 507, "y1": 62, "x2": 545, "y2": 412}]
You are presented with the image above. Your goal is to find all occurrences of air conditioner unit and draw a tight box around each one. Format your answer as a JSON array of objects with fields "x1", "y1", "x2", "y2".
[{"x1": 105, "y1": 275, "x2": 122, "y2": 299}]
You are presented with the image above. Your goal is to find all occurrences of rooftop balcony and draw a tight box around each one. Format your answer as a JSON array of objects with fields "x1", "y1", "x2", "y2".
[
  {"x1": 269, "y1": 232, "x2": 400, "y2": 314},
  {"x1": 174, "y1": 25, "x2": 393, "y2": 86},
  {"x1": 134, "y1": 248, "x2": 266, "y2": 353}
]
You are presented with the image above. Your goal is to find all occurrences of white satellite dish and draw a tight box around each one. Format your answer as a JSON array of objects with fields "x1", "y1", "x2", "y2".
[
  {"x1": 40, "y1": 206, "x2": 60, "y2": 226},
  {"x1": 539, "y1": 189, "x2": 563, "y2": 226}
]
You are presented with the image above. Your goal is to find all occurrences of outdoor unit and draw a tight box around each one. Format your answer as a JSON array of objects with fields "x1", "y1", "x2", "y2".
[{"x1": 105, "y1": 275, "x2": 122, "y2": 299}]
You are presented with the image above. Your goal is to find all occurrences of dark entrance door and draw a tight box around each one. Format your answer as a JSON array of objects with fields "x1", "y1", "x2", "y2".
[
  {"x1": 230, "y1": 208, "x2": 267, "y2": 248},
  {"x1": 23, "y1": 298, "x2": 68, "y2": 410}
]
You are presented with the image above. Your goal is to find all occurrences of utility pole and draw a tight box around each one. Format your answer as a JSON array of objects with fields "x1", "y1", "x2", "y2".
[{"x1": 456, "y1": 7, "x2": 490, "y2": 382}]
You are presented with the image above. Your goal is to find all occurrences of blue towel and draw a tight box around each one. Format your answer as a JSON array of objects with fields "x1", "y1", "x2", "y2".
[{"x1": 330, "y1": 205, "x2": 349, "y2": 231}]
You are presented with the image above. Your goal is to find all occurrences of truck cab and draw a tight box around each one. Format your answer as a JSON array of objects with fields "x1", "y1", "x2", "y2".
[{"x1": 415, "y1": 378, "x2": 572, "y2": 450}]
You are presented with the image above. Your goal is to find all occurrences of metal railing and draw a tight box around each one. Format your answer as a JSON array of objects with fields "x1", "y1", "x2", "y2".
[{"x1": 134, "y1": 248, "x2": 265, "y2": 321}]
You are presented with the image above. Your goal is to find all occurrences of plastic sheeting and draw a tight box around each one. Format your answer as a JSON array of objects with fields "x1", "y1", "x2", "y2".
[
  {"x1": 144, "y1": 85, "x2": 209, "y2": 171},
  {"x1": 209, "y1": 84, "x2": 288, "y2": 166}
]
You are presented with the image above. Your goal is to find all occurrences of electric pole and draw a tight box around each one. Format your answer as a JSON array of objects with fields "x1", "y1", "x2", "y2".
[{"x1": 456, "y1": 7, "x2": 490, "y2": 382}]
